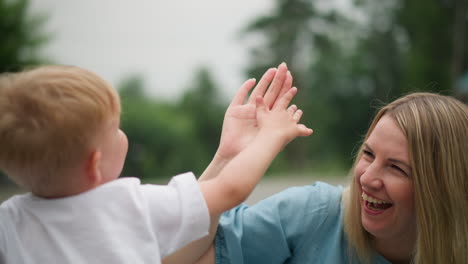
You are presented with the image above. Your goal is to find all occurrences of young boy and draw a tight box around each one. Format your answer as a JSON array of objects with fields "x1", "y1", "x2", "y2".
[{"x1": 0, "y1": 64, "x2": 312, "y2": 263}]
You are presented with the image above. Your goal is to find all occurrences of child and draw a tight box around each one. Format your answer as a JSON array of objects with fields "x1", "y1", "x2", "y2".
[{"x1": 0, "y1": 64, "x2": 312, "y2": 263}]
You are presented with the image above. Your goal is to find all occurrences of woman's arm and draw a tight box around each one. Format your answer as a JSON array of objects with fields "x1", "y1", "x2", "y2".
[
  {"x1": 197, "y1": 182, "x2": 343, "y2": 264},
  {"x1": 163, "y1": 64, "x2": 291, "y2": 264},
  {"x1": 195, "y1": 245, "x2": 215, "y2": 264}
]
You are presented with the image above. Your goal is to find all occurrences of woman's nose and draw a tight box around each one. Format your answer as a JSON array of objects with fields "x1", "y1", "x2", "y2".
[{"x1": 360, "y1": 163, "x2": 383, "y2": 190}]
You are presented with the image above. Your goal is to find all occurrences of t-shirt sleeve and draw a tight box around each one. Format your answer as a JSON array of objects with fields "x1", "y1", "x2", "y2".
[
  {"x1": 214, "y1": 182, "x2": 342, "y2": 264},
  {"x1": 140, "y1": 172, "x2": 210, "y2": 258}
]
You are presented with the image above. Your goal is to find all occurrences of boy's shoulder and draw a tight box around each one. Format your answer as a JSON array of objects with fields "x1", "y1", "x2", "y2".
[
  {"x1": 0, "y1": 174, "x2": 201, "y2": 216},
  {"x1": 0, "y1": 193, "x2": 30, "y2": 212},
  {"x1": 96, "y1": 177, "x2": 141, "y2": 191},
  {"x1": 0, "y1": 177, "x2": 142, "y2": 212}
]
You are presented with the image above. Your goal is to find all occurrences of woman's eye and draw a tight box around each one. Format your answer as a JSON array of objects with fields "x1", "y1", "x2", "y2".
[
  {"x1": 391, "y1": 165, "x2": 408, "y2": 177},
  {"x1": 363, "y1": 150, "x2": 374, "y2": 157}
]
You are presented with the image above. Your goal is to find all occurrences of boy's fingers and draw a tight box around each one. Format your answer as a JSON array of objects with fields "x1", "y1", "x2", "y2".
[
  {"x1": 273, "y1": 71, "x2": 293, "y2": 108},
  {"x1": 293, "y1": 109, "x2": 303, "y2": 122},
  {"x1": 287, "y1": 104, "x2": 297, "y2": 114},
  {"x1": 231, "y1": 78, "x2": 256, "y2": 106},
  {"x1": 264, "y1": 62, "x2": 288, "y2": 108},
  {"x1": 248, "y1": 68, "x2": 277, "y2": 104},
  {"x1": 274, "y1": 87, "x2": 297, "y2": 110},
  {"x1": 297, "y1": 124, "x2": 313, "y2": 137}
]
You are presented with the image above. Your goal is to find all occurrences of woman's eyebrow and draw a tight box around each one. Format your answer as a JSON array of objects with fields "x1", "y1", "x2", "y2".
[
  {"x1": 363, "y1": 143, "x2": 411, "y2": 170},
  {"x1": 363, "y1": 143, "x2": 372, "y2": 152},
  {"x1": 388, "y1": 158, "x2": 412, "y2": 170}
]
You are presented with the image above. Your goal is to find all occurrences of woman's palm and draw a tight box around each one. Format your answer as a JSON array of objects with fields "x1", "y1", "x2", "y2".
[{"x1": 217, "y1": 103, "x2": 258, "y2": 159}]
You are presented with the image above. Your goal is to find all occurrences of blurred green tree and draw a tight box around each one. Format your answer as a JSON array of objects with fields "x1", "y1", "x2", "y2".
[
  {"x1": 179, "y1": 67, "x2": 224, "y2": 162},
  {"x1": 0, "y1": 0, "x2": 50, "y2": 187},
  {"x1": 323, "y1": 0, "x2": 406, "y2": 165},
  {"x1": 241, "y1": 0, "x2": 467, "y2": 172},
  {"x1": 0, "y1": 0, "x2": 50, "y2": 73},
  {"x1": 118, "y1": 69, "x2": 225, "y2": 181},
  {"x1": 119, "y1": 75, "x2": 206, "y2": 180},
  {"x1": 396, "y1": 0, "x2": 467, "y2": 97},
  {"x1": 351, "y1": 0, "x2": 468, "y2": 99},
  {"x1": 241, "y1": 0, "x2": 361, "y2": 170}
]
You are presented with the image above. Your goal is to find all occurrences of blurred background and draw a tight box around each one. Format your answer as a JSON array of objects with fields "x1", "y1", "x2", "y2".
[{"x1": 1, "y1": 0, "x2": 467, "y2": 202}]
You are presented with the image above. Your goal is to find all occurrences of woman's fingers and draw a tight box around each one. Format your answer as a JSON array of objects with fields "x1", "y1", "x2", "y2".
[
  {"x1": 273, "y1": 70, "x2": 293, "y2": 108},
  {"x1": 263, "y1": 63, "x2": 288, "y2": 108},
  {"x1": 274, "y1": 87, "x2": 297, "y2": 110},
  {"x1": 247, "y1": 68, "x2": 277, "y2": 104},
  {"x1": 230, "y1": 78, "x2": 256, "y2": 106},
  {"x1": 255, "y1": 96, "x2": 268, "y2": 115}
]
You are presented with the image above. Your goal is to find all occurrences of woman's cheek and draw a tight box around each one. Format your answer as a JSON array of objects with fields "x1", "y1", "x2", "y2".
[{"x1": 354, "y1": 158, "x2": 365, "y2": 179}]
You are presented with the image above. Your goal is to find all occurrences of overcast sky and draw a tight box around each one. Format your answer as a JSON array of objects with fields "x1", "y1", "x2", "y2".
[{"x1": 30, "y1": 1, "x2": 274, "y2": 101}]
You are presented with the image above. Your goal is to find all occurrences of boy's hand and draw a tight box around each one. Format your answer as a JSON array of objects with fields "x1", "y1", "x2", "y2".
[
  {"x1": 215, "y1": 63, "x2": 291, "y2": 160},
  {"x1": 255, "y1": 87, "x2": 313, "y2": 149}
]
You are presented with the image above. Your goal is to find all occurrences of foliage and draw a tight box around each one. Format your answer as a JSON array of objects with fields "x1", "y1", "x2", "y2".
[
  {"x1": 241, "y1": 0, "x2": 468, "y2": 171},
  {"x1": 178, "y1": 67, "x2": 225, "y2": 160},
  {"x1": 0, "y1": 0, "x2": 49, "y2": 187},
  {"x1": 0, "y1": 0, "x2": 50, "y2": 73},
  {"x1": 1, "y1": 0, "x2": 466, "y2": 184},
  {"x1": 119, "y1": 70, "x2": 225, "y2": 180}
]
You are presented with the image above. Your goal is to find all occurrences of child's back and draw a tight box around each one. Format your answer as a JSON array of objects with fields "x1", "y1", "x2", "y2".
[
  {"x1": 0, "y1": 175, "x2": 208, "y2": 263},
  {"x1": 0, "y1": 66, "x2": 209, "y2": 263}
]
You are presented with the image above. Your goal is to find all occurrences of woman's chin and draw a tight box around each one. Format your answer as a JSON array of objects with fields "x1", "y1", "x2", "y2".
[{"x1": 360, "y1": 204, "x2": 395, "y2": 238}]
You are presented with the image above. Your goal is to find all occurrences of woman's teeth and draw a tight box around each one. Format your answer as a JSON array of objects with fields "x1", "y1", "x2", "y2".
[
  {"x1": 361, "y1": 192, "x2": 390, "y2": 204},
  {"x1": 361, "y1": 192, "x2": 393, "y2": 210}
]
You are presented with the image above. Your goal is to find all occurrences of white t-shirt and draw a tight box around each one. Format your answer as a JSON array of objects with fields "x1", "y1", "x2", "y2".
[{"x1": 0, "y1": 172, "x2": 210, "y2": 264}]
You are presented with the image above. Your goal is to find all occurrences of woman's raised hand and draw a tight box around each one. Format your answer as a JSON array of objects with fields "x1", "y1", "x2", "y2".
[{"x1": 215, "y1": 63, "x2": 292, "y2": 160}]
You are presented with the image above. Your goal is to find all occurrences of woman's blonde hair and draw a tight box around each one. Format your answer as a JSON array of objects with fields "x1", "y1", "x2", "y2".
[
  {"x1": 0, "y1": 65, "x2": 121, "y2": 196},
  {"x1": 344, "y1": 93, "x2": 468, "y2": 263}
]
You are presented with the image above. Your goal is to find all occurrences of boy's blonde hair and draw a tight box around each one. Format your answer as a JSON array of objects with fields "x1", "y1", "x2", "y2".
[
  {"x1": 0, "y1": 65, "x2": 121, "y2": 196},
  {"x1": 344, "y1": 93, "x2": 468, "y2": 263}
]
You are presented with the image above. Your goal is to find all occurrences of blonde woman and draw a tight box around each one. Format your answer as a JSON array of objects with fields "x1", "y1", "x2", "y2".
[
  {"x1": 176, "y1": 91, "x2": 467, "y2": 263},
  {"x1": 344, "y1": 93, "x2": 468, "y2": 263}
]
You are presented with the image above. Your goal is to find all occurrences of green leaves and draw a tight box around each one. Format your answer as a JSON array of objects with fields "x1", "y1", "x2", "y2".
[
  {"x1": 0, "y1": 0, "x2": 50, "y2": 73},
  {"x1": 241, "y1": 0, "x2": 468, "y2": 171},
  {"x1": 118, "y1": 70, "x2": 224, "y2": 180}
]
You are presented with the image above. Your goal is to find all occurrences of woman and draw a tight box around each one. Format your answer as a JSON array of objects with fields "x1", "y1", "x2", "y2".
[{"x1": 196, "y1": 91, "x2": 467, "y2": 263}]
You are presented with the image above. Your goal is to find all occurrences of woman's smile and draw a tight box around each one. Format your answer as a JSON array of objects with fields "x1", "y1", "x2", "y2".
[
  {"x1": 355, "y1": 115, "x2": 416, "y2": 240},
  {"x1": 361, "y1": 192, "x2": 393, "y2": 215}
]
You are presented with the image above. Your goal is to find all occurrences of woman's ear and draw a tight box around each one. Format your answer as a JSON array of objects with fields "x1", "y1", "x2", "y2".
[{"x1": 86, "y1": 150, "x2": 102, "y2": 186}]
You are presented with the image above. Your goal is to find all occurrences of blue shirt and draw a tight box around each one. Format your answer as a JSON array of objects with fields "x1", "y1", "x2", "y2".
[{"x1": 214, "y1": 182, "x2": 390, "y2": 264}]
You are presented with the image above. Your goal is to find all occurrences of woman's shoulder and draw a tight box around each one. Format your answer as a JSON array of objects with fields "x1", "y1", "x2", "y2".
[
  {"x1": 220, "y1": 181, "x2": 345, "y2": 232},
  {"x1": 253, "y1": 181, "x2": 345, "y2": 233},
  {"x1": 257, "y1": 182, "x2": 346, "y2": 256},
  {"x1": 273, "y1": 181, "x2": 344, "y2": 210},
  {"x1": 215, "y1": 181, "x2": 348, "y2": 264}
]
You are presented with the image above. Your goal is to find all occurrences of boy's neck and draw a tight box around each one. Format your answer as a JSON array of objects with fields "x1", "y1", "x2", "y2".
[{"x1": 33, "y1": 174, "x2": 108, "y2": 199}]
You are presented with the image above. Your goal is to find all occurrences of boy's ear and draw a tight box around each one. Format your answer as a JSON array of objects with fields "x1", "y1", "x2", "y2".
[{"x1": 86, "y1": 150, "x2": 102, "y2": 185}]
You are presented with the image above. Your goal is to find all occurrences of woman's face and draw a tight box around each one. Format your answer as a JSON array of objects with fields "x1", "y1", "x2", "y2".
[{"x1": 354, "y1": 115, "x2": 416, "y2": 242}]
